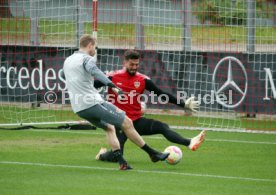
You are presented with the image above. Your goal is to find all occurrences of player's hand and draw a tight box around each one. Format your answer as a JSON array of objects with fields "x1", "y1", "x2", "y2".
[
  {"x1": 184, "y1": 97, "x2": 200, "y2": 113},
  {"x1": 112, "y1": 87, "x2": 125, "y2": 96}
]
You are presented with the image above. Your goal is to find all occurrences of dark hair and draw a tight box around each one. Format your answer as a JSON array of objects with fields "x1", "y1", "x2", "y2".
[
  {"x1": 124, "y1": 50, "x2": 140, "y2": 61},
  {"x1": 79, "y1": 34, "x2": 96, "y2": 48}
]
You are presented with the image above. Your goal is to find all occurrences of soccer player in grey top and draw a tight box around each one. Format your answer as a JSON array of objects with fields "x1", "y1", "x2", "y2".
[{"x1": 63, "y1": 34, "x2": 169, "y2": 170}]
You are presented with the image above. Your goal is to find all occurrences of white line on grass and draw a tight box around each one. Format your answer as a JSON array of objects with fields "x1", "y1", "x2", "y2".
[
  {"x1": 0, "y1": 161, "x2": 275, "y2": 183},
  {"x1": 29, "y1": 129, "x2": 276, "y2": 145},
  {"x1": 205, "y1": 138, "x2": 276, "y2": 145}
]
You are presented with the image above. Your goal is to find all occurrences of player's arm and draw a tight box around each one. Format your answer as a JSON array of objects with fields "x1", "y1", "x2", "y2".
[
  {"x1": 94, "y1": 76, "x2": 112, "y2": 88},
  {"x1": 83, "y1": 58, "x2": 123, "y2": 94},
  {"x1": 145, "y1": 78, "x2": 199, "y2": 113},
  {"x1": 145, "y1": 78, "x2": 184, "y2": 106}
]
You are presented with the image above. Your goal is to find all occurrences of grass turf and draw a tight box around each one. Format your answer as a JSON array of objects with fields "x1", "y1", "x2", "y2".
[
  {"x1": 0, "y1": 128, "x2": 276, "y2": 194},
  {"x1": 1, "y1": 105, "x2": 276, "y2": 131},
  {"x1": 1, "y1": 18, "x2": 276, "y2": 45}
]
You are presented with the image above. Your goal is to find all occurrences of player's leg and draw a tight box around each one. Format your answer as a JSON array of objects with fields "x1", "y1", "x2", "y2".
[
  {"x1": 96, "y1": 129, "x2": 128, "y2": 162},
  {"x1": 104, "y1": 124, "x2": 131, "y2": 169},
  {"x1": 117, "y1": 130, "x2": 128, "y2": 154},
  {"x1": 134, "y1": 117, "x2": 205, "y2": 151},
  {"x1": 132, "y1": 117, "x2": 190, "y2": 145},
  {"x1": 120, "y1": 116, "x2": 169, "y2": 162},
  {"x1": 105, "y1": 124, "x2": 120, "y2": 151},
  {"x1": 77, "y1": 106, "x2": 131, "y2": 170},
  {"x1": 101, "y1": 102, "x2": 169, "y2": 162},
  {"x1": 152, "y1": 120, "x2": 191, "y2": 146},
  {"x1": 96, "y1": 118, "x2": 152, "y2": 162}
]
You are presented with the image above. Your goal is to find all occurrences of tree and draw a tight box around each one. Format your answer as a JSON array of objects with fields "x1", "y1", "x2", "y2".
[
  {"x1": 0, "y1": 0, "x2": 13, "y2": 18},
  {"x1": 194, "y1": 0, "x2": 246, "y2": 25},
  {"x1": 194, "y1": 0, "x2": 276, "y2": 25}
]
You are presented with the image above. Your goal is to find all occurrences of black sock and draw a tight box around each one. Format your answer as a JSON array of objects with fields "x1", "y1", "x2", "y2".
[
  {"x1": 141, "y1": 144, "x2": 158, "y2": 156},
  {"x1": 163, "y1": 130, "x2": 191, "y2": 146},
  {"x1": 112, "y1": 149, "x2": 127, "y2": 165},
  {"x1": 153, "y1": 121, "x2": 191, "y2": 146},
  {"x1": 100, "y1": 150, "x2": 118, "y2": 162}
]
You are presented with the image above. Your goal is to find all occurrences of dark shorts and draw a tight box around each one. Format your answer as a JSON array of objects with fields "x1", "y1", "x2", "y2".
[
  {"x1": 111, "y1": 117, "x2": 168, "y2": 154},
  {"x1": 115, "y1": 117, "x2": 163, "y2": 137},
  {"x1": 77, "y1": 102, "x2": 125, "y2": 130},
  {"x1": 133, "y1": 117, "x2": 159, "y2": 135}
]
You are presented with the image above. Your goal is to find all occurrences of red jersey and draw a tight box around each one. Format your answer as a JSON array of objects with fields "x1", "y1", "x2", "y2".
[{"x1": 107, "y1": 68, "x2": 149, "y2": 121}]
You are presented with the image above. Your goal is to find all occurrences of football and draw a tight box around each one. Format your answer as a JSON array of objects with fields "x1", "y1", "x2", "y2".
[{"x1": 164, "y1": 146, "x2": 183, "y2": 165}]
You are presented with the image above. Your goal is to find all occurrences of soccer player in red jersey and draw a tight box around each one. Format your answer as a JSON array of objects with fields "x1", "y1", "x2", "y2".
[{"x1": 94, "y1": 50, "x2": 206, "y2": 162}]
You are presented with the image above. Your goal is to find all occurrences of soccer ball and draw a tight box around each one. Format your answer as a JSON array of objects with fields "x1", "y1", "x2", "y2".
[{"x1": 164, "y1": 146, "x2": 183, "y2": 165}]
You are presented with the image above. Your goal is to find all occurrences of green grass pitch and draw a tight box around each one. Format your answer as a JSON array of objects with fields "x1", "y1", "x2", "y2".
[
  {"x1": 1, "y1": 18, "x2": 276, "y2": 45},
  {"x1": 0, "y1": 128, "x2": 276, "y2": 194},
  {"x1": 1, "y1": 104, "x2": 276, "y2": 131}
]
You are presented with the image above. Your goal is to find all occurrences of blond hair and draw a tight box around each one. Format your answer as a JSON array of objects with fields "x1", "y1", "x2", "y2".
[{"x1": 79, "y1": 34, "x2": 96, "y2": 48}]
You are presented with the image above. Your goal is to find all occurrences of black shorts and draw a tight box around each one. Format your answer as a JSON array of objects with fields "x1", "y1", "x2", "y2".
[
  {"x1": 114, "y1": 117, "x2": 166, "y2": 145},
  {"x1": 113, "y1": 117, "x2": 163, "y2": 148},
  {"x1": 132, "y1": 117, "x2": 162, "y2": 136}
]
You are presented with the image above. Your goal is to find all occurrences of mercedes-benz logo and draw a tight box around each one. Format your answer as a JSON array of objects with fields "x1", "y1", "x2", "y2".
[{"x1": 212, "y1": 56, "x2": 248, "y2": 108}]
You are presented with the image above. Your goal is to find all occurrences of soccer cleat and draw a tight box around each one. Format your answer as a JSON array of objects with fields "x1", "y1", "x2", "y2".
[
  {"x1": 188, "y1": 130, "x2": 206, "y2": 151},
  {"x1": 150, "y1": 152, "x2": 170, "y2": 163},
  {"x1": 119, "y1": 163, "x2": 133, "y2": 170},
  {"x1": 95, "y1": 147, "x2": 107, "y2": 160}
]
